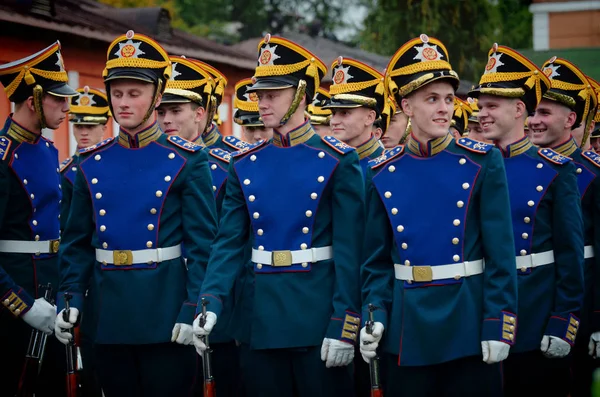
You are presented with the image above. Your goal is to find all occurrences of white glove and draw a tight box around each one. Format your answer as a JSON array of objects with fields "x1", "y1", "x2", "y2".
[
  {"x1": 481, "y1": 340, "x2": 510, "y2": 364},
  {"x1": 22, "y1": 298, "x2": 56, "y2": 335},
  {"x1": 55, "y1": 308, "x2": 79, "y2": 345},
  {"x1": 192, "y1": 311, "x2": 217, "y2": 353},
  {"x1": 541, "y1": 335, "x2": 571, "y2": 358},
  {"x1": 360, "y1": 322, "x2": 384, "y2": 363},
  {"x1": 171, "y1": 323, "x2": 194, "y2": 345},
  {"x1": 320, "y1": 338, "x2": 354, "y2": 368},
  {"x1": 588, "y1": 332, "x2": 600, "y2": 358}
]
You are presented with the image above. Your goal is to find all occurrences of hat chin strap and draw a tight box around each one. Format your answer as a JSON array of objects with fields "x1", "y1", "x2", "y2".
[
  {"x1": 33, "y1": 85, "x2": 47, "y2": 129},
  {"x1": 580, "y1": 111, "x2": 596, "y2": 149},
  {"x1": 204, "y1": 95, "x2": 218, "y2": 134},
  {"x1": 399, "y1": 118, "x2": 412, "y2": 144},
  {"x1": 279, "y1": 80, "x2": 307, "y2": 126}
]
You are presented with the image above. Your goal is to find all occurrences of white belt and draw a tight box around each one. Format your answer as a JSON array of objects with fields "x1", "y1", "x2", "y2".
[
  {"x1": 394, "y1": 259, "x2": 484, "y2": 282},
  {"x1": 95, "y1": 244, "x2": 182, "y2": 265},
  {"x1": 251, "y1": 246, "x2": 333, "y2": 266},
  {"x1": 585, "y1": 245, "x2": 595, "y2": 259},
  {"x1": 515, "y1": 250, "x2": 554, "y2": 270},
  {"x1": 0, "y1": 239, "x2": 60, "y2": 254}
]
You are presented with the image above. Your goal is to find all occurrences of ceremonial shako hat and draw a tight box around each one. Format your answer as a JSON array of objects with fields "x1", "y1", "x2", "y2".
[
  {"x1": 69, "y1": 86, "x2": 110, "y2": 125},
  {"x1": 451, "y1": 97, "x2": 472, "y2": 135},
  {"x1": 385, "y1": 34, "x2": 459, "y2": 103},
  {"x1": 307, "y1": 88, "x2": 332, "y2": 125},
  {"x1": 469, "y1": 43, "x2": 550, "y2": 114},
  {"x1": 541, "y1": 57, "x2": 595, "y2": 130},
  {"x1": 586, "y1": 77, "x2": 600, "y2": 142},
  {"x1": 467, "y1": 97, "x2": 479, "y2": 122},
  {"x1": 324, "y1": 57, "x2": 386, "y2": 115},
  {"x1": 379, "y1": 95, "x2": 397, "y2": 136},
  {"x1": 162, "y1": 56, "x2": 214, "y2": 106},
  {"x1": 0, "y1": 41, "x2": 77, "y2": 103},
  {"x1": 233, "y1": 78, "x2": 263, "y2": 127},
  {"x1": 193, "y1": 60, "x2": 227, "y2": 107}
]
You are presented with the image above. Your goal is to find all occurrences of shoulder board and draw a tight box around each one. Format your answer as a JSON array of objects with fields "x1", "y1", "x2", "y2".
[
  {"x1": 538, "y1": 148, "x2": 571, "y2": 165},
  {"x1": 455, "y1": 137, "x2": 493, "y2": 154},
  {"x1": 0, "y1": 136, "x2": 12, "y2": 161},
  {"x1": 79, "y1": 137, "x2": 114, "y2": 154},
  {"x1": 369, "y1": 145, "x2": 404, "y2": 169},
  {"x1": 582, "y1": 150, "x2": 600, "y2": 169},
  {"x1": 59, "y1": 157, "x2": 74, "y2": 173},
  {"x1": 223, "y1": 135, "x2": 251, "y2": 151},
  {"x1": 232, "y1": 139, "x2": 268, "y2": 158},
  {"x1": 322, "y1": 135, "x2": 355, "y2": 154},
  {"x1": 209, "y1": 148, "x2": 231, "y2": 164},
  {"x1": 167, "y1": 135, "x2": 204, "y2": 152}
]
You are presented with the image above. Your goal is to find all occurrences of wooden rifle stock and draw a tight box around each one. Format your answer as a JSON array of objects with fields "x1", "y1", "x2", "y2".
[{"x1": 64, "y1": 293, "x2": 83, "y2": 397}]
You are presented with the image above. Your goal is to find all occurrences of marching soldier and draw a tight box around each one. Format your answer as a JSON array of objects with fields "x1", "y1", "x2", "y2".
[
  {"x1": 234, "y1": 78, "x2": 274, "y2": 143},
  {"x1": 450, "y1": 97, "x2": 472, "y2": 138},
  {"x1": 359, "y1": 34, "x2": 518, "y2": 396},
  {"x1": 470, "y1": 45, "x2": 584, "y2": 397},
  {"x1": 308, "y1": 87, "x2": 332, "y2": 137},
  {"x1": 60, "y1": 85, "x2": 110, "y2": 397},
  {"x1": 193, "y1": 34, "x2": 364, "y2": 397},
  {"x1": 54, "y1": 31, "x2": 218, "y2": 396},
  {"x1": 324, "y1": 57, "x2": 385, "y2": 176},
  {"x1": 527, "y1": 57, "x2": 598, "y2": 397},
  {"x1": 0, "y1": 41, "x2": 77, "y2": 395}
]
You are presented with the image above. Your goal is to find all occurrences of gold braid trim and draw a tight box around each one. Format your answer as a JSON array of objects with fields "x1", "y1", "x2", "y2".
[
  {"x1": 329, "y1": 78, "x2": 384, "y2": 96},
  {"x1": 479, "y1": 87, "x2": 525, "y2": 98},
  {"x1": 480, "y1": 70, "x2": 546, "y2": 107},
  {"x1": 33, "y1": 85, "x2": 46, "y2": 129},
  {"x1": 167, "y1": 78, "x2": 212, "y2": 93},
  {"x1": 164, "y1": 88, "x2": 203, "y2": 104},
  {"x1": 388, "y1": 60, "x2": 451, "y2": 78},
  {"x1": 204, "y1": 96, "x2": 218, "y2": 133},
  {"x1": 255, "y1": 60, "x2": 320, "y2": 94},
  {"x1": 69, "y1": 105, "x2": 110, "y2": 115},
  {"x1": 307, "y1": 105, "x2": 331, "y2": 116},
  {"x1": 331, "y1": 94, "x2": 377, "y2": 107},
  {"x1": 234, "y1": 97, "x2": 259, "y2": 112},
  {"x1": 280, "y1": 80, "x2": 306, "y2": 126},
  {"x1": 544, "y1": 91, "x2": 576, "y2": 108},
  {"x1": 105, "y1": 58, "x2": 169, "y2": 71},
  {"x1": 4, "y1": 68, "x2": 69, "y2": 99}
]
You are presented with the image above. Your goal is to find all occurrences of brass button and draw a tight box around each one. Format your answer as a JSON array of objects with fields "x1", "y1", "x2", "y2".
[
  {"x1": 35, "y1": 235, "x2": 40, "y2": 241},
  {"x1": 527, "y1": 200, "x2": 534, "y2": 207},
  {"x1": 317, "y1": 176, "x2": 324, "y2": 183},
  {"x1": 146, "y1": 241, "x2": 153, "y2": 248},
  {"x1": 32, "y1": 220, "x2": 37, "y2": 226},
  {"x1": 150, "y1": 208, "x2": 157, "y2": 214},
  {"x1": 213, "y1": 186, "x2": 216, "y2": 191},
  {"x1": 102, "y1": 242, "x2": 108, "y2": 249},
  {"x1": 397, "y1": 225, "x2": 404, "y2": 232},
  {"x1": 23, "y1": 179, "x2": 27, "y2": 185},
  {"x1": 524, "y1": 217, "x2": 530, "y2": 223},
  {"x1": 453, "y1": 255, "x2": 460, "y2": 262},
  {"x1": 100, "y1": 225, "x2": 106, "y2": 232},
  {"x1": 148, "y1": 224, "x2": 154, "y2": 231},
  {"x1": 522, "y1": 233, "x2": 528, "y2": 239},
  {"x1": 520, "y1": 266, "x2": 527, "y2": 272},
  {"x1": 251, "y1": 155, "x2": 257, "y2": 161},
  {"x1": 576, "y1": 168, "x2": 582, "y2": 174},
  {"x1": 385, "y1": 191, "x2": 392, "y2": 198},
  {"x1": 257, "y1": 229, "x2": 264, "y2": 236},
  {"x1": 168, "y1": 153, "x2": 175, "y2": 159},
  {"x1": 392, "y1": 208, "x2": 398, "y2": 215},
  {"x1": 457, "y1": 201, "x2": 464, "y2": 208},
  {"x1": 520, "y1": 249, "x2": 527, "y2": 256},
  {"x1": 452, "y1": 237, "x2": 459, "y2": 245},
  {"x1": 301, "y1": 243, "x2": 308, "y2": 250},
  {"x1": 301, "y1": 262, "x2": 308, "y2": 268},
  {"x1": 536, "y1": 185, "x2": 543, "y2": 192},
  {"x1": 459, "y1": 158, "x2": 466, "y2": 165},
  {"x1": 404, "y1": 260, "x2": 410, "y2": 266},
  {"x1": 156, "y1": 190, "x2": 163, "y2": 197},
  {"x1": 462, "y1": 183, "x2": 470, "y2": 190},
  {"x1": 305, "y1": 210, "x2": 313, "y2": 217},
  {"x1": 401, "y1": 243, "x2": 408, "y2": 249},
  {"x1": 257, "y1": 264, "x2": 263, "y2": 269},
  {"x1": 164, "y1": 176, "x2": 172, "y2": 182},
  {"x1": 96, "y1": 193, "x2": 102, "y2": 199},
  {"x1": 311, "y1": 193, "x2": 318, "y2": 199},
  {"x1": 537, "y1": 163, "x2": 543, "y2": 169},
  {"x1": 99, "y1": 209, "x2": 106, "y2": 216},
  {"x1": 318, "y1": 152, "x2": 325, "y2": 158},
  {"x1": 94, "y1": 154, "x2": 101, "y2": 161},
  {"x1": 258, "y1": 245, "x2": 264, "y2": 251},
  {"x1": 92, "y1": 178, "x2": 98, "y2": 184},
  {"x1": 453, "y1": 219, "x2": 460, "y2": 226},
  {"x1": 30, "y1": 193, "x2": 35, "y2": 199},
  {"x1": 249, "y1": 195, "x2": 256, "y2": 202},
  {"x1": 244, "y1": 179, "x2": 251, "y2": 185},
  {"x1": 302, "y1": 227, "x2": 309, "y2": 234},
  {"x1": 211, "y1": 164, "x2": 217, "y2": 170},
  {"x1": 388, "y1": 165, "x2": 396, "y2": 172},
  {"x1": 253, "y1": 212, "x2": 260, "y2": 219}
]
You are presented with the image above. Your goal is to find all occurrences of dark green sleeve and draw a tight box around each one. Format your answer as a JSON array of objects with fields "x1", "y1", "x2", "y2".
[
  {"x1": 361, "y1": 167, "x2": 394, "y2": 328},
  {"x1": 592, "y1": 177, "x2": 600, "y2": 331},
  {"x1": 59, "y1": 174, "x2": 73, "y2": 232},
  {"x1": 478, "y1": 149, "x2": 519, "y2": 343},
  {"x1": 545, "y1": 162, "x2": 584, "y2": 341},
  {"x1": 179, "y1": 151, "x2": 218, "y2": 324}
]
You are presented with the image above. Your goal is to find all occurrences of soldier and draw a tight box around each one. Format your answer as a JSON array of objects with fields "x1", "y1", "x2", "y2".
[
  {"x1": 526, "y1": 57, "x2": 598, "y2": 397},
  {"x1": 59, "y1": 85, "x2": 110, "y2": 397},
  {"x1": 324, "y1": 57, "x2": 386, "y2": 175},
  {"x1": 359, "y1": 34, "x2": 517, "y2": 397},
  {"x1": 0, "y1": 41, "x2": 77, "y2": 395},
  {"x1": 234, "y1": 78, "x2": 273, "y2": 143},
  {"x1": 450, "y1": 97, "x2": 472, "y2": 139},
  {"x1": 53, "y1": 31, "x2": 218, "y2": 396},
  {"x1": 157, "y1": 55, "x2": 214, "y2": 142},
  {"x1": 465, "y1": 98, "x2": 489, "y2": 142},
  {"x1": 469, "y1": 45, "x2": 584, "y2": 397},
  {"x1": 193, "y1": 34, "x2": 364, "y2": 397},
  {"x1": 380, "y1": 97, "x2": 409, "y2": 148},
  {"x1": 571, "y1": 77, "x2": 600, "y2": 152},
  {"x1": 308, "y1": 87, "x2": 332, "y2": 137}
]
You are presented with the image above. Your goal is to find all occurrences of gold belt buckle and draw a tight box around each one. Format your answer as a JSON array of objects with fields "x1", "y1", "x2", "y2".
[
  {"x1": 113, "y1": 250, "x2": 133, "y2": 266},
  {"x1": 272, "y1": 250, "x2": 293, "y2": 267},
  {"x1": 413, "y1": 266, "x2": 433, "y2": 282},
  {"x1": 49, "y1": 239, "x2": 60, "y2": 254}
]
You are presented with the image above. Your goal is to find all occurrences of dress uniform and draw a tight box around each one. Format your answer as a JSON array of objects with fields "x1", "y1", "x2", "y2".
[
  {"x1": 60, "y1": 85, "x2": 110, "y2": 397},
  {"x1": 308, "y1": 87, "x2": 332, "y2": 136},
  {"x1": 469, "y1": 45, "x2": 584, "y2": 397},
  {"x1": 195, "y1": 34, "x2": 364, "y2": 397},
  {"x1": 234, "y1": 77, "x2": 273, "y2": 143},
  {"x1": 0, "y1": 41, "x2": 77, "y2": 395},
  {"x1": 534, "y1": 57, "x2": 599, "y2": 397},
  {"x1": 55, "y1": 31, "x2": 218, "y2": 397},
  {"x1": 450, "y1": 97, "x2": 472, "y2": 138},
  {"x1": 360, "y1": 35, "x2": 518, "y2": 397},
  {"x1": 323, "y1": 57, "x2": 386, "y2": 177}
]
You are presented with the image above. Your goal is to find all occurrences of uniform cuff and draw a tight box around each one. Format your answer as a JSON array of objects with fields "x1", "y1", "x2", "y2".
[
  {"x1": 326, "y1": 311, "x2": 360, "y2": 345},
  {"x1": 197, "y1": 294, "x2": 223, "y2": 319},
  {"x1": 545, "y1": 314, "x2": 580, "y2": 346},
  {"x1": 1, "y1": 288, "x2": 34, "y2": 317},
  {"x1": 481, "y1": 311, "x2": 517, "y2": 345},
  {"x1": 177, "y1": 302, "x2": 197, "y2": 325}
]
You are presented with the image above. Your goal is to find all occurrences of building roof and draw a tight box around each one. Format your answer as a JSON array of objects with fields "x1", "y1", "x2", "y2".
[
  {"x1": 0, "y1": 0, "x2": 256, "y2": 69},
  {"x1": 519, "y1": 47, "x2": 600, "y2": 81}
]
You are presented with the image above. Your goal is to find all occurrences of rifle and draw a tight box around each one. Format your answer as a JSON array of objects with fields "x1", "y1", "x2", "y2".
[
  {"x1": 15, "y1": 283, "x2": 54, "y2": 397},
  {"x1": 199, "y1": 298, "x2": 216, "y2": 397},
  {"x1": 63, "y1": 293, "x2": 83, "y2": 397},
  {"x1": 366, "y1": 303, "x2": 383, "y2": 397}
]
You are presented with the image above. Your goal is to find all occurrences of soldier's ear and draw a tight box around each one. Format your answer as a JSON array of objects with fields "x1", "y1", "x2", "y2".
[
  {"x1": 155, "y1": 93, "x2": 163, "y2": 109},
  {"x1": 25, "y1": 96, "x2": 35, "y2": 113},
  {"x1": 514, "y1": 99, "x2": 526, "y2": 120},
  {"x1": 401, "y1": 98, "x2": 413, "y2": 117},
  {"x1": 194, "y1": 105, "x2": 205, "y2": 124},
  {"x1": 565, "y1": 110, "x2": 577, "y2": 130}
]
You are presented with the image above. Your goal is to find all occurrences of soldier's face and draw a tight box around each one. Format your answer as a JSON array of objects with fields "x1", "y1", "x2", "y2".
[
  {"x1": 477, "y1": 95, "x2": 525, "y2": 142},
  {"x1": 466, "y1": 120, "x2": 489, "y2": 142},
  {"x1": 591, "y1": 133, "x2": 600, "y2": 152},
  {"x1": 402, "y1": 81, "x2": 454, "y2": 141},
  {"x1": 528, "y1": 99, "x2": 575, "y2": 147},
  {"x1": 109, "y1": 80, "x2": 157, "y2": 130},
  {"x1": 256, "y1": 87, "x2": 296, "y2": 128},
  {"x1": 242, "y1": 125, "x2": 273, "y2": 143},
  {"x1": 73, "y1": 123, "x2": 106, "y2": 148},
  {"x1": 42, "y1": 94, "x2": 70, "y2": 129},
  {"x1": 313, "y1": 124, "x2": 331, "y2": 137},
  {"x1": 381, "y1": 112, "x2": 408, "y2": 148},
  {"x1": 571, "y1": 120, "x2": 594, "y2": 150},
  {"x1": 157, "y1": 103, "x2": 203, "y2": 141},
  {"x1": 330, "y1": 107, "x2": 376, "y2": 146}
]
